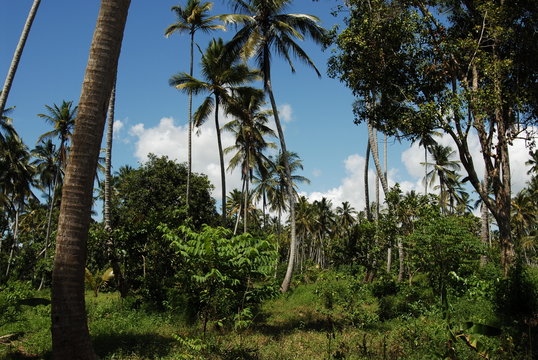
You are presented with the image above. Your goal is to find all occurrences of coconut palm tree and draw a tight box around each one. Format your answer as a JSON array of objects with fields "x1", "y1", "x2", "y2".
[
  {"x1": 37, "y1": 100, "x2": 76, "y2": 169},
  {"x1": 224, "y1": 89, "x2": 276, "y2": 234},
  {"x1": 1, "y1": 106, "x2": 17, "y2": 145},
  {"x1": 169, "y1": 37, "x2": 259, "y2": 223},
  {"x1": 1, "y1": 133, "x2": 36, "y2": 277},
  {"x1": 165, "y1": 0, "x2": 225, "y2": 215},
  {"x1": 251, "y1": 159, "x2": 277, "y2": 228},
  {"x1": 423, "y1": 144, "x2": 461, "y2": 214},
  {"x1": 51, "y1": 1, "x2": 130, "y2": 358},
  {"x1": 222, "y1": 0, "x2": 325, "y2": 292},
  {"x1": 0, "y1": 0, "x2": 41, "y2": 117}
]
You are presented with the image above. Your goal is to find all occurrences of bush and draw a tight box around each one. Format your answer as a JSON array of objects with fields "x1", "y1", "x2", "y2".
[
  {"x1": 0, "y1": 281, "x2": 33, "y2": 326},
  {"x1": 315, "y1": 271, "x2": 379, "y2": 328},
  {"x1": 163, "y1": 225, "x2": 279, "y2": 330}
]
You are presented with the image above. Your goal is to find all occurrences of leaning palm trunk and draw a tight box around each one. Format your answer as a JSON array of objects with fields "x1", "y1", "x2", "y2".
[
  {"x1": 214, "y1": 95, "x2": 226, "y2": 224},
  {"x1": 268, "y1": 74, "x2": 297, "y2": 293},
  {"x1": 104, "y1": 80, "x2": 127, "y2": 297},
  {"x1": 51, "y1": 1, "x2": 130, "y2": 358},
  {"x1": 0, "y1": 0, "x2": 41, "y2": 116},
  {"x1": 367, "y1": 120, "x2": 388, "y2": 197}
]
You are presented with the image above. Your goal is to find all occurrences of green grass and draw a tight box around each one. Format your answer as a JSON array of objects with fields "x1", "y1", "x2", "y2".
[{"x1": 0, "y1": 283, "x2": 522, "y2": 360}]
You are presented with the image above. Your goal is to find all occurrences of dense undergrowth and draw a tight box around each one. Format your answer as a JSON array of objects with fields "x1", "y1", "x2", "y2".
[{"x1": 1, "y1": 264, "x2": 537, "y2": 360}]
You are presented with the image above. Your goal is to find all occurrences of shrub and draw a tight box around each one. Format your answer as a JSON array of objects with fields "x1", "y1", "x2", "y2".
[
  {"x1": 0, "y1": 281, "x2": 33, "y2": 326},
  {"x1": 162, "y1": 225, "x2": 278, "y2": 331}
]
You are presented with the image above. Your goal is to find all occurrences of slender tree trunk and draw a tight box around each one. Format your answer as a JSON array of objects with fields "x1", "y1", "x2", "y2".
[
  {"x1": 38, "y1": 167, "x2": 60, "y2": 290},
  {"x1": 5, "y1": 205, "x2": 21, "y2": 277},
  {"x1": 270, "y1": 79, "x2": 297, "y2": 292},
  {"x1": 479, "y1": 179, "x2": 490, "y2": 267},
  {"x1": 384, "y1": 133, "x2": 392, "y2": 273},
  {"x1": 51, "y1": 1, "x2": 130, "y2": 359},
  {"x1": 104, "y1": 80, "x2": 126, "y2": 297},
  {"x1": 424, "y1": 146, "x2": 428, "y2": 194},
  {"x1": 367, "y1": 119, "x2": 389, "y2": 196},
  {"x1": 0, "y1": 0, "x2": 41, "y2": 116},
  {"x1": 397, "y1": 237, "x2": 404, "y2": 281},
  {"x1": 185, "y1": 31, "x2": 195, "y2": 216},
  {"x1": 214, "y1": 95, "x2": 226, "y2": 225},
  {"x1": 244, "y1": 168, "x2": 249, "y2": 234},
  {"x1": 365, "y1": 139, "x2": 371, "y2": 221}
]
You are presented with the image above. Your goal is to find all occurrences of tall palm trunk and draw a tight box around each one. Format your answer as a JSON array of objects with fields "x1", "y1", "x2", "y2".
[
  {"x1": 38, "y1": 169, "x2": 59, "y2": 290},
  {"x1": 479, "y1": 179, "x2": 490, "y2": 267},
  {"x1": 0, "y1": 0, "x2": 41, "y2": 116},
  {"x1": 51, "y1": 1, "x2": 130, "y2": 358},
  {"x1": 365, "y1": 139, "x2": 371, "y2": 221},
  {"x1": 5, "y1": 204, "x2": 21, "y2": 277},
  {"x1": 267, "y1": 71, "x2": 296, "y2": 293},
  {"x1": 104, "y1": 80, "x2": 126, "y2": 297},
  {"x1": 214, "y1": 94, "x2": 226, "y2": 224},
  {"x1": 367, "y1": 119, "x2": 389, "y2": 196},
  {"x1": 185, "y1": 31, "x2": 195, "y2": 216},
  {"x1": 424, "y1": 145, "x2": 428, "y2": 194}
]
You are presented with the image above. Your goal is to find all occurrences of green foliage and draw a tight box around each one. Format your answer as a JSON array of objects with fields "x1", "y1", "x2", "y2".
[
  {"x1": 495, "y1": 260, "x2": 538, "y2": 323},
  {"x1": 408, "y1": 215, "x2": 482, "y2": 300},
  {"x1": 102, "y1": 155, "x2": 218, "y2": 303},
  {"x1": 163, "y1": 224, "x2": 278, "y2": 329},
  {"x1": 315, "y1": 271, "x2": 379, "y2": 328},
  {"x1": 85, "y1": 267, "x2": 114, "y2": 297},
  {"x1": 0, "y1": 281, "x2": 33, "y2": 326}
]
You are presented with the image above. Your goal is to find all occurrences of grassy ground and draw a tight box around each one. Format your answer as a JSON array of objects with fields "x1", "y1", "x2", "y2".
[{"x1": 0, "y1": 282, "x2": 514, "y2": 360}]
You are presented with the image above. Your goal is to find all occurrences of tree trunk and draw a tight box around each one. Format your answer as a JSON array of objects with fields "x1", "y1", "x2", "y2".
[
  {"x1": 104, "y1": 80, "x2": 127, "y2": 297},
  {"x1": 397, "y1": 237, "x2": 404, "y2": 281},
  {"x1": 364, "y1": 139, "x2": 372, "y2": 221},
  {"x1": 479, "y1": 179, "x2": 490, "y2": 267},
  {"x1": 5, "y1": 206, "x2": 21, "y2": 277},
  {"x1": 214, "y1": 94, "x2": 226, "y2": 225},
  {"x1": 185, "y1": 31, "x2": 195, "y2": 216},
  {"x1": 367, "y1": 119, "x2": 389, "y2": 196},
  {"x1": 0, "y1": 0, "x2": 41, "y2": 116},
  {"x1": 51, "y1": 1, "x2": 130, "y2": 359},
  {"x1": 267, "y1": 79, "x2": 296, "y2": 292}
]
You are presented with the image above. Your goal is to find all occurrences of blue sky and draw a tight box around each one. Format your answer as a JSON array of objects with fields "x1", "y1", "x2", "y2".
[{"x1": 1, "y1": 0, "x2": 534, "y2": 214}]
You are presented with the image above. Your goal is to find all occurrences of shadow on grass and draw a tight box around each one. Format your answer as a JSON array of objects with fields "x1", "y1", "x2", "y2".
[
  {"x1": 252, "y1": 311, "x2": 345, "y2": 338},
  {"x1": 92, "y1": 332, "x2": 176, "y2": 359}
]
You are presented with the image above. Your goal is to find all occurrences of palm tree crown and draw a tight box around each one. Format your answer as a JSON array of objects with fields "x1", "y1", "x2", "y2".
[{"x1": 37, "y1": 100, "x2": 76, "y2": 168}]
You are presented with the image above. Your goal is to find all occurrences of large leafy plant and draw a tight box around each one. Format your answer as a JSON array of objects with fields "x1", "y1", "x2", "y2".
[{"x1": 162, "y1": 224, "x2": 278, "y2": 332}]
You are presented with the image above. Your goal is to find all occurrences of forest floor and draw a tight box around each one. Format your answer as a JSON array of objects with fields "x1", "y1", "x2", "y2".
[{"x1": 0, "y1": 279, "x2": 524, "y2": 360}]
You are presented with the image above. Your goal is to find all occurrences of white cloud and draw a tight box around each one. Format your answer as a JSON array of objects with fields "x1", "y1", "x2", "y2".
[
  {"x1": 113, "y1": 119, "x2": 124, "y2": 135},
  {"x1": 128, "y1": 112, "x2": 242, "y2": 202},
  {"x1": 279, "y1": 103, "x2": 293, "y2": 123},
  {"x1": 400, "y1": 130, "x2": 534, "y2": 195},
  {"x1": 312, "y1": 168, "x2": 322, "y2": 177},
  {"x1": 303, "y1": 154, "x2": 393, "y2": 212}
]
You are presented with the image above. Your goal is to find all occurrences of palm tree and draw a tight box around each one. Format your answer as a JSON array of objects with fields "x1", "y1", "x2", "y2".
[
  {"x1": 1, "y1": 106, "x2": 16, "y2": 144},
  {"x1": 251, "y1": 159, "x2": 277, "y2": 228},
  {"x1": 37, "y1": 101, "x2": 76, "y2": 169},
  {"x1": 0, "y1": 0, "x2": 41, "y2": 116},
  {"x1": 222, "y1": 0, "x2": 326, "y2": 292},
  {"x1": 224, "y1": 89, "x2": 276, "y2": 234},
  {"x1": 165, "y1": 0, "x2": 225, "y2": 215},
  {"x1": 1, "y1": 133, "x2": 36, "y2": 278},
  {"x1": 169, "y1": 37, "x2": 259, "y2": 223},
  {"x1": 423, "y1": 144, "x2": 461, "y2": 214},
  {"x1": 51, "y1": 0, "x2": 130, "y2": 358},
  {"x1": 336, "y1": 201, "x2": 357, "y2": 237},
  {"x1": 31, "y1": 139, "x2": 61, "y2": 289}
]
